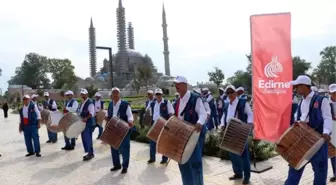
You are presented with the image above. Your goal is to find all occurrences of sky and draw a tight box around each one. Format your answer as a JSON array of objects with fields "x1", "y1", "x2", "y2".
[{"x1": 0, "y1": 0, "x2": 335, "y2": 93}]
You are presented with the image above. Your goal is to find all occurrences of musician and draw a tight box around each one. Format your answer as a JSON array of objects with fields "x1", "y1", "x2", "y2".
[
  {"x1": 92, "y1": 92, "x2": 104, "y2": 139},
  {"x1": 79, "y1": 89, "x2": 95, "y2": 161},
  {"x1": 285, "y1": 75, "x2": 332, "y2": 185},
  {"x1": 311, "y1": 86, "x2": 318, "y2": 94},
  {"x1": 107, "y1": 87, "x2": 134, "y2": 174},
  {"x1": 202, "y1": 88, "x2": 218, "y2": 130},
  {"x1": 291, "y1": 92, "x2": 299, "y2": 125},
  {"x1": 328, "y1": 83, "x2": 336, "y2": 182},
  {"x1": 145, "y1": 90, "x2": 155, "y2": 107},
  {"x1": 62, "y1": 90, "x2": 78, "y2": 151},
  {"x1": 147, "y1": 88, "x2": 174, "y2": 164},
  {"x1": 217, "y1": 87, "x2": 226, "y2": 122},
  {"x1": 219, "y1": 85, "x2": 253, "y2": 185},
  {"x1": 236, "y1": 87, "x2": 248, "y2": 100},
  {"x1": 19, "y1": 95, "x2": 42, "y2": 157},
  {"x1": 43, "y1": 92, "x2": 58, "y2": 143},
  {"x1": 173, "y1": 76, "x2": 207, "y2": 185}
]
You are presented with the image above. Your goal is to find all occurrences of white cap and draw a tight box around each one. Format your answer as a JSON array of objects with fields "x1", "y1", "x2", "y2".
[
  {"x1": 311, "y1": 86, "x2": 318, "y2": 92},
  {"x1": 202, "y1": 87, "x2": 209, "y2": 92},
  {"x1": 111, "y1": 87, "x2": 120, "y2": 93},
  {"x1": 193, "y1": 88, "x2": 201, "y2": 94},
  {"x1": 174, "y1": 76, "x2": 188, "y2": 84},
  {"x1": 94, "y1": 92, "x2": 101, "y2": 97},
  {"x1": 329, "y1": 84, "x2": 336, "y2": 93},
  {"x1": 43, "y1": 92, "x2": 49, "y2": 96},
  {"x1": 31, "y1": 94, "x2": 38, "y2": 99},
  {"x1": 225, "y1": 85, "x2": 236, "y2": 93},
  {"x1": 236, "y1": 87, "x2": 244, "y2": 92},
  {"x1": 155, "y1": 88, "x2": 163, "y2": 94},
  {"x1": 65, "y1": 90, "x2": 74, "y2": 95},
  {"x1": 219, "y1": 87, "x2": 225, "y2": 92},
  {"x1": 23, "y1": 94, "x2": 30, "y2": 99},
  {"x1": 318, "y1": 89, "x2": 326, "y2": 93},
  {"x1": 147, "y1": 90, "x2": 154, "y2": 94},
  {"x1": 290, "y1": 75, "x2": 312, "y2": 86},
  {"x1": 175, "y1": 92, "x2": 179, "y2": 96},
  {"x1": 80, "y1": 89, "x2": 88, "y2": 95}
]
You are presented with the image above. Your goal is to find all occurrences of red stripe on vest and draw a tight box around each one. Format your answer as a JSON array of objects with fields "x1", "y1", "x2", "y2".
[
  {"x1": 23, "y1": 118, "x2": 29, "y2": 125},
  {"x1": 175, "y1": 99, "x2": 180, "y2": 117}
]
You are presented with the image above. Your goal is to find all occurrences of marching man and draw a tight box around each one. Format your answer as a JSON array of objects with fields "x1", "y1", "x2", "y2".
[
  {"x1": 145, "y1": 90, "x2": 155, "y2": 107},
  {"x1": 62, "y1": 90, "x2": 78, "y2": 151},
  {"x1": 19, "y1": 95, "x2": 42, "y2": 157},
  {"x1": 107, "y1": 87, "x2": 134, "y2": 174},
  {"x1": 43, "y1": 92, "x2": 58, "y2": 143},
  {"x1": 329, "y1": 83, "x2": 336, "y2": 182},
  {"x1": 79, "y1": 89, "x2": 95, "y2": 161},
  {"x1": 285, "y1": 75, "x2": 332, "y2": 185},
  {"x1": 147, "y1": 88, "x2": 174, "y2": 164},
  {"x1": 174, "y1": 76, "x2": 207, "y2": 185},
  {"x1": 92, "y1": 92, "x2": 104, "y2": 139},
  {"x1": 220, "y1": 85, "x2": 253, "y2": 185},
  {"x1": 236, "y1": 87, "x2": 248, "y2": 100},
  {"x1": 202, "y1": 88, "x2": 218, "y2": 130},
  {"x1": 217, "y1": 87, "x2": 226, "y2": 122}
]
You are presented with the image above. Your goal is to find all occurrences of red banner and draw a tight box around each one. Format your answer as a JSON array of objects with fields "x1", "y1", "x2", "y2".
[{"x1": 251, "y1": 13, "x2": 293, "y2": 142}]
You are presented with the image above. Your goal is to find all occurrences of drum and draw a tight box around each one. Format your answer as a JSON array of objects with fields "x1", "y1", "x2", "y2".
[
  {"x1": 219, "y1": 118, "x2": 252, "y2": 156},
  {"x1": 47, "y1": 111, "x2": 63, "y2": 133},
  {"x1": 143, "y1": 108, "x2": 153, "y2": 127},
  {"x1": 100, "y1": 116, "x2": 130, "y2": 149},
  {"x1": 40, "y1": 110, "x2": 51, "y2": 124},
  {"x1": 156, "y1": 116, "x2": 200, "y2": 164},
  {"x1": 60, "y1": 113, "x2": 85, "y2": 138},
  {"x1": 95, "y1": 110, "x2": 106, "y2": 125},
  {"x1": 276, "y1": 124, "x2": 325, "y2": 170},
  {"x1": 328, "y1": 142, "x2": 336, "y2": 158},
  {"x1": 146, "y1": 117, "x2": 167, "y2": 142}
]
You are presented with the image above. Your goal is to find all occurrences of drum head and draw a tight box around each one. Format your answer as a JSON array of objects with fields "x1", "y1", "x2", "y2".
[
  {"x1": 180, "y1": 131, "x2": 200, "y2": 164},
  {"x1": 50, "y1": 112, "x2": 63, "y2": 125},
  {"x1": 296, "y1": 138, "x2": 325, "y2": 170},
  {"x1": 65, "y1": 121, "x2": 85, "y2": 138}
]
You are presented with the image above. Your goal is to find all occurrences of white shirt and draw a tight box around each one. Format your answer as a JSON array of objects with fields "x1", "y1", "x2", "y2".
[
  {"x1": 80, "y1": 98, "x2": 95, "y2": 117},
  {"x1": 22, "y1": 103, "x2": 41, "y2": 120},
  {"x1": 177, "y1": 91, "x2": 207, "y2": 125},
  {"x1": 95, "y1": 99, "x2": 102, "y2": 112},
  {"x1": 47, "y1": 99, "x2": 57, "y2": 110},
  {"x1": 106, "y1": 99, "x2": 134, "y2": 123},
  {"x1": 146, "y1": 98, "x2": 155, "y2": 108},
  {"x1": 203, "y1": 101, "x2": 211, "y2": 116},
  {"x1": 65, "y1": 99, "x2": 79, "y2": 113},
  {"x1": 298, "y1": 91, "x2": 332, "y2": 134},
  {"x1": 152, "y1": 99, "x2": 175, "y2": 122},
  {"x1": 220, "y1": 97, "x2": 253, "y2": 127}
]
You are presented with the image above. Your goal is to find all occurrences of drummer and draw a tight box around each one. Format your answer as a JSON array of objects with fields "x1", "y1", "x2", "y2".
[
  {"x1": 78, "y1": 89, "x2": 95, "y2": 161},
  {"x1": 284, "y1": 75, "x2": 332, "y2": 185},
  {"x1": 328, "y1": 83, "x2": 336, "y2": 182},
  {"x1": 106, "y1": 87, "x2": 134, "y2": 174},
  {"x1": 19, "y1": 95, "x2": 42, "y2": 157},
  {"x1": 43, "y1": 92, "x2": 58, "y2": 143},
  {"x1": 145, "y1": 90, "x2": 155, "y2": 108},
  {"x1": 173, "y1": 76, "x2": 207, "y2": 185},
  {"x1": 62, "y1": 90, "x2": 78, "y2": 151},
  {"x1": 92, "y1": 92, "x2": 104, "y2": 139},
  {"x1": 201, "y1": 88, "x2": 218, "y2": 130},
  {"x1": 217, "y1": 87, "x2": 226, "y2": 122},
  {"x1": 219, "y1": 85, "x2": 253, "y2": 185},
  {"x1": 147, "y1": 88, "x2": 174, "y2": 164},
  {"x1": 236, "y1": 87, "x2": 248, "y2": 100}
]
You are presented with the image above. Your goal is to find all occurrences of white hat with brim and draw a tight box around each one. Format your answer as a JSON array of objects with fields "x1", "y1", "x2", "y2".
[
  {"x1": 23, "y1": 95, "x2": 30, "y2": 99},
  {"x1": 225, "y1": 85, "x2": 236, "y2": 93},
  {"x1": 311, "y1": 86, "x2": 318, "y2": 92},
  {"x1": 155, "y1": 89, "x2": 163, "y2": 94},
  {"x1": 174, "y1": 76, "x2": 188, "y2": 84},
  {"x1": 80, "y1": 89, "x2": 88, "y2": 95},
  {"x1": 31, "y1": 94, "x2": 38, "y2": 99},
  {"x1": 111, "y1": 87, "x2": 120, "y2": 93},
  {"x1": 66, "y1": 90, "x2": 74, "y2": 95},
  {"x1": 290, "y1": 75, "x2": 312, "y2": 86},
  {"x1": 236, "y1": 87, "x2": 244, "y2": 92},
  {"x1": 329, "y1": 84, "x2": 336, "y2": 93},
  {"x1": 193, "y1": 88, "x2": 201, "y2": 94},
  {"x1": 94, "y1": 92, "x2": 101, "y2": 97},
  {"x1": 147, "y1": 90, "x2": 154, "y2": 94},
  {"x1": 43, "y1": 92, "x2": 49, "y2": 96},
  {"x1": 219, "y1": 87, "x2": 224, "y2": 92}
]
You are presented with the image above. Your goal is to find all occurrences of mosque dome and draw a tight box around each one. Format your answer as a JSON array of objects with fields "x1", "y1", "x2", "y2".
[{"x1": 125, "y1": 49, "x2": 143, "y2": 58}]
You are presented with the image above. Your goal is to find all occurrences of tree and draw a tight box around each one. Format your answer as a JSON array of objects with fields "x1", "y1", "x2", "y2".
[
  {"x1": 312, "y1": 46, "x2": 336, "y2": 85},
  {"x1": 48, "y1": 58, "x2": 77, "y2": 89},
  {"x1": 138, "y1": 65, "x2": 153, "y2": 90},
  {"x1": 8, "y1": 53, "x2": 51, "y2": 89},
  {"x1": 226, "y1": 55, "x2": 252, "y2": 92},
  {"x1": 208, "y1": 67, "x2": 225, "y2": 88},
  {"x1": 292, "y1": 56, "x2": 311, "y2": 80},
  {"x1": 131, "y1": 72, "x2": 142, "y2": 96},
  {"x1": 85, "y1": 84, "x2": 98, "y2": 98}
]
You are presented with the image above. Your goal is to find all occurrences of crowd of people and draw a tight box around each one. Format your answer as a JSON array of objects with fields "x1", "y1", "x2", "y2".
[{"x1": 9, "y1": 74, "x2": 336, "y2": 185}]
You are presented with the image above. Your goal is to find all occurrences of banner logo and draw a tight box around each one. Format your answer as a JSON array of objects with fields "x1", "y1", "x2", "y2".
[{"x1": 264, "y1": 56, "x2": 283, "y2": 78}]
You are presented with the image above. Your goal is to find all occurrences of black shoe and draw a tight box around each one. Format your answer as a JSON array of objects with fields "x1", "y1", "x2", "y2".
[
  {"x1": 160, "y1": 160, "x2": 168, "y2": 164},
  {"x1": 147, "y1": 159, "x2": 155, "y2": 164},
  {"x1": 330, "y1": 176, "x2": 336, "y2": 182},
  {"x1": 61, "y1": 146, "x2": 68, "y2": 150},
  {"x1": 228, "y1": 174, "x2": 243, "y2": 180},
  {"x1": 121, "y1": 168, "x2": 127, "y2": 174},
  {"x1": 36, "y1": 153, "x2": 42, "y2": 157},
  {"x1": 25, "y1": 152, "x2": 35, "y2": 157},
  {"x1": 52, "y1": 140, "x2": 57, "y2": 143},
  {"x1": 110, "y1": 166, "x2": 121, "y2": 171},
  {"x1": 46, "y1": 140, "x2": 52, "y2": 143},
  {"x1": 83, "y1": 154, "x2": 94, "y2": 161},
  {"x1": 68, "y1": 146, "x2": 75, "y2": 150},
  {"x1": 242, "y1": 179, "x2": 250, "y2": 184}
]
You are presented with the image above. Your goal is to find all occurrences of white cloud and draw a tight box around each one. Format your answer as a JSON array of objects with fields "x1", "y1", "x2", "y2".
[{"x1": 0, "y1": 0, "x2": 335, "y2": 92}]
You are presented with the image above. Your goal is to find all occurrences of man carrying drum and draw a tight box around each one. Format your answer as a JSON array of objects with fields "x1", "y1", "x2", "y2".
[
  {"x1": 219, "y1": 85, "x2": 253, "y2": 184},
  {"x1": 19, "y1": 95, "x2": 42, "y2": 157},
  {"x1": 236, "y1": 87, "x2": 248, "y2": 100},
  {"x1": 145, "y1": 90, "x2": 155, "y2": 107},
  {"x1": 43, "y1": 92, "x2": 58, "y2": 143},
  {"x1": 217, "y1": 87, "x2": 226, "y2": 123},
  {"x1": 284, "y1": 75, "x2": 332, "y2": 185},
  {"x1": 328, "y1": 83, "x2": 336, "y2": 182},
  {"x1": 61, "y1": 90, "x2": 78, "y2": 151},
  {"x1": 107, "y1": 87, "x2": 134, "y2": 174},
  {"x1": 173, "y1": 76, "x2": 207, "y2": 185},
  {"x1": 147, "y1": 88, "x2": 174, "y2": 164},
  {"x1": 78, "y1": 89, "x2": 95, "y2": 161},
  {"x1": 92, "y1": 92, "x2": 104, "y2": 139},
  {"x1": 201, "y1": 88, "x2": 218, "y2": 130}
]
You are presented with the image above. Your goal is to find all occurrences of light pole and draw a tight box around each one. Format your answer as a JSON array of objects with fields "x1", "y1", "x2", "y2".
[{"x1": 96, "y1": 46, "x2": 114, "y2": 88}]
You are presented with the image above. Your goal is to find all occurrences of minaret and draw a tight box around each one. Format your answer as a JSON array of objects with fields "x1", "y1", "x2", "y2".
[
  {"x1": 89, "y1": 17, "x2": 97, "y2": 77},
  {"x1": 162, "y1": 3, "x2": 171, "y2": 76},
  {"x1": 116, "y1": 0, "x2": 128, "y2": 73},
  {"x1": 127, "y1": 22, "x2": 135, "y2": 49}
]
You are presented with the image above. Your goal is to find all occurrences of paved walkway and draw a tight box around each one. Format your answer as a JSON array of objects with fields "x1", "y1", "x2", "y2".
[{"x1": 0, "y1": 111, "x2": 334, "y2": 185}]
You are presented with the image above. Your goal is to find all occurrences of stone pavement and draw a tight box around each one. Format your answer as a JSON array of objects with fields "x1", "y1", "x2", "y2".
[{"x1": 0, "y1": 111, "x2": 334, "y2": 185}]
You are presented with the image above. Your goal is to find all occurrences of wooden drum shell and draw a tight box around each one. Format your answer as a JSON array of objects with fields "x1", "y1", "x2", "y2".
[
  {"x1": 95, "y1": 111, "x2": 106, "y2": 126},
  {"x1": 146, "y1": 117, "x2": 167, "y2": 142},
  {"x1": 100, "y1": 116, "x2": 130, "y2": 149},
  {"x1": 40, "y1": 110, "x2": 51, "y2": 125},
  {"x1": 143, "y1": 108, "x2": 153, "y2": 127}
]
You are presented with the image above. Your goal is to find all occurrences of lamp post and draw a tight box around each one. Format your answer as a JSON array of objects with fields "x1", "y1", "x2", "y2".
[{"x1": 96, "y1": 46, "x2": 114, "y2": 88}]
